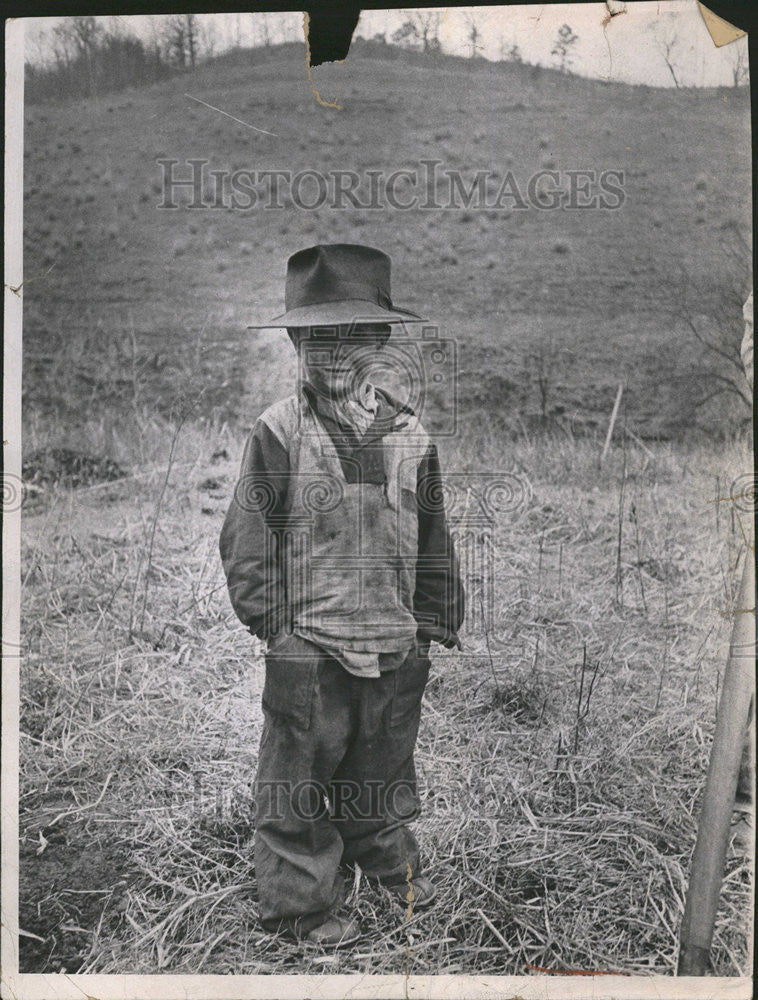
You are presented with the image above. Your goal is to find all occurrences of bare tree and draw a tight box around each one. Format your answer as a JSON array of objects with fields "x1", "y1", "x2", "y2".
[
  {"x1": 69, "y1": 15, "x2": 101, "y2": 56},
  {"x1": 463, "y1": 13, "x2": 481, "y2": 58},
  {"x1": 26, "y1": 12, "x2": 167, "y2": 99},
  {"x1": 498, "y1": 35, "x2": 523, "y2": 63},
  {"x1": 412, "y1": 11, "x2": 442, "y2": 54},
  {"x1": 50, "y1": 22, "x2": 75, "y2": 71},
  {"x1": 28, "y1": 25, "x2": 52, "y2": 68},
  {"x1": 54, "y1": 16, "x2": 101, "y2": 95},
  {"x1": 50, "y1": 23, "x2": 74, "y2": 70},
  {"x1": 104, "y1": 16, "x2": 128, "y2": 41},
  {"x1": 162, "y1": 15, "x2": 187, "y2": 68},
  {"x1": 658, "y1": 32, "x2": 681, "y2": 88},
  {"x1": 256, "y1": 13, "x2": 273, "y2": 48},
  {"x1": 664, "y1": 228, "x2": 753, "y2": 429},
  {"x1": 147, "y1": 17, "x2": 164, "y2": 74},
  {"x1": 551, "y1": 23, "x2": 578, "y2": 73},
  {"x1": 197, "y1": 17, "x2": 217, "y2": 61},
  {"x1": 185, "y1": 14, "x2": 198, "y2": 68},
  {"x1": 527, "y1": 335, "x2": 558, "y2": 424},
  {"x1": 391, "y1": 20, "x2": 418, "y2": 49},
  {"x1": 162, "y1": 14, "x2": 199, "y2": 69},
  {"x1": 390, "y1": 13, "x2": 441, "y2": 53}
]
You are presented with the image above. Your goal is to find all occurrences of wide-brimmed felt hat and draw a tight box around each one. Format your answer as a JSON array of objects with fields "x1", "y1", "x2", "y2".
[{"x1": 247, "y1": 243, "x2": 427, "y2": 329}]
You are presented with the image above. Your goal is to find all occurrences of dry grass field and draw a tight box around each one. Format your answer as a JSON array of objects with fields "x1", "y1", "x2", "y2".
[
  {"x1": 18, "y1": 413, "x2": 752, "y2": 975},
  {"x1": 17, "y1": 39, "x2": 753, "y2": 976}
]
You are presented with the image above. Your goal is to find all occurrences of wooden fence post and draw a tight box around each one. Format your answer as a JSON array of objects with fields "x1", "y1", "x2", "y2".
[
  {"x1": 599, "y1": 382, "x2": 624, "y2": 469},
  {"x1": 678, "y1": 546, "x2": 755, "y2": 975}
]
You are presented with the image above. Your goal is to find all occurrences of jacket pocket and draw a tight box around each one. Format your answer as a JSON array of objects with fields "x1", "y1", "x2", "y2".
[
  {"x1": 389, "y1": 644, "x2": 431, "y2": 730},
  {"x1": 262, "y1": 634, "x2": 321, "y2": 730}
]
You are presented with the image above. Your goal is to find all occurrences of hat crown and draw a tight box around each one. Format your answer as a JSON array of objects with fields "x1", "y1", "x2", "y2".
[
  {"x1": 247, "y1": 243, "x2": 425, "y2": 328},
  {"x1": 285, "y1": 244, "x2": 393, "y2": 313}
]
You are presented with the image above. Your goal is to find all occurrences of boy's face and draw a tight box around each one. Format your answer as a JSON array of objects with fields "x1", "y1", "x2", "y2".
[{"x1": 298, "y1": 324, "x2": 391, "y2": 400}]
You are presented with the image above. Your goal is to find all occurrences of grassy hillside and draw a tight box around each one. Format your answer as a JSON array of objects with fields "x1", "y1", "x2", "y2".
[{"x1": 23, "y1": 41, "x2": 752, "y2": 445}]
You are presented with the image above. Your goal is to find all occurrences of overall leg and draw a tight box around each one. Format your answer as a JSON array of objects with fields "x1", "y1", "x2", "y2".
[
  {"x1": 254, "y1": 636, "x2": 356, "y2": 931},
  {"x1": 330, "y1": 643, "x2": 430, "y2": 884}
]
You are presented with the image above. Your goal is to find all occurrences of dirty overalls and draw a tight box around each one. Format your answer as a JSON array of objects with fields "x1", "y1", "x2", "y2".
[{"x1": 249, "y1": 393, "x2": 434, "y2": 931}]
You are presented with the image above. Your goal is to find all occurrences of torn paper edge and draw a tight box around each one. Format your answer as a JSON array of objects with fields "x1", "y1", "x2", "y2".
[{"x1": 698, "y1": 2, "x2": 747, "y2": 48}]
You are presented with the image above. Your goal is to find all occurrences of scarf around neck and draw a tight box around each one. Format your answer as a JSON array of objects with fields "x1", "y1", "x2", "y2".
[
  {"x1": 337, "y1": 380, "x2": 378, "y2": 437},
  {"x1": 303, "y1": 378, "x2": 379, "y2": 438}
]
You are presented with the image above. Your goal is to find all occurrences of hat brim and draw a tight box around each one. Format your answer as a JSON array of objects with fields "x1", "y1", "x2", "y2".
[{"x1": 247, "y1": 299, "x2": 427, "y2": 329}]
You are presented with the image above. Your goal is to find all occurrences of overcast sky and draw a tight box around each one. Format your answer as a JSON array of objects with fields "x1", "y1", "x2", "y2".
[{"x1": 24, "y1": 2, "x2": 748, "y2": 89}]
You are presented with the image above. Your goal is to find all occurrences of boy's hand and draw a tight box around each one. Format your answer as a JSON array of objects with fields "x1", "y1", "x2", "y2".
[{"x1": 417, "y1": 627, "x2": 463, "y2": 651}]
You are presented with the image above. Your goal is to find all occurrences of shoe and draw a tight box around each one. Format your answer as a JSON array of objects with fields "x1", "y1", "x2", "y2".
[
  {"x1": 270, "y1": 913, "x2": 362, "y2": 948},
  {"x1": 384, "y1": 875, "x2": 437, "y2": 910},
  {"x1": 304, "y1": 914, "x2": 362, "y2": 948}
]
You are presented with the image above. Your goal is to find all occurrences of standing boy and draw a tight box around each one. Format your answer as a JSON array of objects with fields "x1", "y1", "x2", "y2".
[{"x1": 220, "y1": 244, "x2": 464, "y2": 947}]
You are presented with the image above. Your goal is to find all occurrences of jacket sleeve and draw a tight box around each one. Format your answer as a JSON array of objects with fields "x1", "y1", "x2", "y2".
[
  {"x1": 414, "y1": 443, "x2": 465, "y2": 648},
  {"x1": 219, "y1": 419, "x2": 289, "y2": 638}
]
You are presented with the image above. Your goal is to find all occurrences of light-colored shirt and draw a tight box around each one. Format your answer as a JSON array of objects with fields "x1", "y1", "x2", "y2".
[{"x1": 293, "y1": 631, "x2": 410, "y2": 678}]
